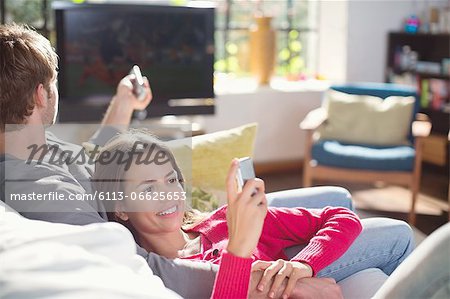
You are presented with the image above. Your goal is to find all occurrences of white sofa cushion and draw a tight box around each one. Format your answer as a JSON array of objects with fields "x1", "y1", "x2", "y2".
[
  {"x1": 0, "y1": 201, "x2": 181, "y2": 299},
  {"x1": 339, "y1": 268, "x2": 388, "y2": 299}
]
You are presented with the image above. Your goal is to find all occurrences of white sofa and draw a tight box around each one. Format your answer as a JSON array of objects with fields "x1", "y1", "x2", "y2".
[{"x1": 0, "y1": 201, "x2": 387, "y2": 299}]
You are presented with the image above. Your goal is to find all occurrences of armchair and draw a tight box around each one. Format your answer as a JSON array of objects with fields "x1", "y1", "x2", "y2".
[{"x1": 300, "y1": 83, "x2": 432, "y2": 224}]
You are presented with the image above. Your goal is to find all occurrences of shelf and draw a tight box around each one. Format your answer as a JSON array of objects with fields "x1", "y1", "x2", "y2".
[
  {"x1": 420, "y1": 108, "x2": 449, "y2": 116},
  {"x1": 386, "y1": 32, "x2": 450, "y2": 77},
  {"x1": 390, "y1": 69, "x2": 450, "y2": 80},
  {"x1": 387, "y1": 31, "x2": 449, "y2": 136},
  {"x1": 389, "y1": 32, "x2": 450, "y2": 38},
  {"x1": 422, "y1": 134, "x2": 448, "y2": 167},
  {"x1": 417, "y1": 73, "x2": 450, "y2": 80}
]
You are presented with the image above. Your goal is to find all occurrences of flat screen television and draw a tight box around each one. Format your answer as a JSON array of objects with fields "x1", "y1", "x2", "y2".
[{"x1": 53, "y1": 2, "x2": 215, "y2": 122}]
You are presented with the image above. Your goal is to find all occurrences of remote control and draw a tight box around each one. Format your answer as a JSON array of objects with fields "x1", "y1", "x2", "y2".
[{"x1": 129, "y1": 65, "x2": 147, "y2": 101}]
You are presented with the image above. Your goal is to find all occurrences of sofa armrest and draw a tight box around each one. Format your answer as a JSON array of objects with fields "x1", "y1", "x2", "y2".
[
  {"x1": 412, "y1": 113, "x2": 432, "y2": 138},
  {"x1": 300, "y1": 108, "x2": 328, "y2": 131},
  {"x1": 338, "y1": 268, "x2": 388, "y2": 299},
  {"x1": 267, "y1": 186, "x2": 353, "y2": 210}
]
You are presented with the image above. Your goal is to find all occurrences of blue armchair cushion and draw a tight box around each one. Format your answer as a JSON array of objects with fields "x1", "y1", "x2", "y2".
[{"x1": 312, "y1": 140, "x2": 415, "y2": 171}]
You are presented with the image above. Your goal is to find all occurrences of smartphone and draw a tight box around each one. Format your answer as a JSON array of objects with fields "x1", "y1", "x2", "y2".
[
  {"x1": 129, "y1": 65, "x2": 147, "y2": 101},
  {"x1": 236, "y1": 157, "x2": 256, "y2": 191}
]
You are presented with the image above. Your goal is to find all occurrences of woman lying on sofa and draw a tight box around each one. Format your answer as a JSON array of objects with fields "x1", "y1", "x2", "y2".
[{"x1": 92, "y1": 129, "x2": 404, "y2": 299}]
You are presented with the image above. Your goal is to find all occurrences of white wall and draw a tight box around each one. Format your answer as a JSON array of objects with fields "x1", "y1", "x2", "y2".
[
  {"x1": 200, "y1": 82, "x2": 326, "y2": 163},
  {"x1": 319, "y1": 0, "x2": 449, "y2": 83},
  {"x1": 317, "y1": 0, "x2": 349, "y2": 83},
  {"x1": 346, "y1": 0, "x2": 415, "y2": 82}
]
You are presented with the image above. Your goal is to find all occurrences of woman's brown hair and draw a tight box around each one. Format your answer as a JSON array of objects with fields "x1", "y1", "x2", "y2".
[{"x1": 91, "y1": 128, "x2": 204, "y2": 243}]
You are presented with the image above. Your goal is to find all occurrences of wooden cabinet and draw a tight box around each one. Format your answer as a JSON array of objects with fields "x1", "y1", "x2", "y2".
[{"x1": 422, "y1": 134, "x2": 448, "y2": 166}]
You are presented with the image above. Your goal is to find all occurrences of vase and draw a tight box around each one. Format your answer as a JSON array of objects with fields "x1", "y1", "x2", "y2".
[{"x1": 249, "y1": 16, "x2": 276, "y2": 85}]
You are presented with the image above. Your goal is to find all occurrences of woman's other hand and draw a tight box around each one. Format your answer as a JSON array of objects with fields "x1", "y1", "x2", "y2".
[
  {"x1": 252, "y1": 260, "x2": 313, "y2": 299},
  {"x1": 225, "y1": 158, "x2": 268, "y2": 258}
]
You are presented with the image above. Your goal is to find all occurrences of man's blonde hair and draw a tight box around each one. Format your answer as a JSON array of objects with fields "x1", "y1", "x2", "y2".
[{"x1": 0, "y1": 23, "x2": 58, "y2": 130}]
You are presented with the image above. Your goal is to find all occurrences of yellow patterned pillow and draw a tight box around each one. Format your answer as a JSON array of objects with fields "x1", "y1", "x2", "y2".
[
  {"x1": 168, "y1": 123, "x2": 257, "y2": 207},
  {"x1": 192, "y1": 123, "x2": 257, "y2": 189}
]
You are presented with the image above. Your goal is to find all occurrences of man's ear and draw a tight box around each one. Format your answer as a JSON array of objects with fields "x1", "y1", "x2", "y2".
[
  {"x1": 34, "y1": 83, "x2": 48, "y2": 109},
  {"x1": 115, "y1": 202, "x2": 129, "y2": 221}
]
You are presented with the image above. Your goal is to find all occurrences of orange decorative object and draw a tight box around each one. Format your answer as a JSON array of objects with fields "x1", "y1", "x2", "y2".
[{"x1": 250, "y1": 16, "x2": 276, "y2": 85}]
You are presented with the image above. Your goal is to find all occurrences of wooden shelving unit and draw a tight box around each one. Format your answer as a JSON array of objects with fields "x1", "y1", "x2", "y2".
[{"x1": 386, "y1": 32, "x2": 449, "y2": 167}]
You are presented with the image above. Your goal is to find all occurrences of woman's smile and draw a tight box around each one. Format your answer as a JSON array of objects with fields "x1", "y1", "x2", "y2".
[{"x1": 156, "y1": 205, "x2": 180, "y2": 217}]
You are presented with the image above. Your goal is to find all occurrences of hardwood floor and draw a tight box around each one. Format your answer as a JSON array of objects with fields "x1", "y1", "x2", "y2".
[{"x1": 259, "y1": 163, "x2": 449, "y2": 236}]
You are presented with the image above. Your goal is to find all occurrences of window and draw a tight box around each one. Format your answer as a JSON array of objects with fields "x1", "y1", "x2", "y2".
[
  {"x1": 0, "y1": 0, "x2": 318, "y2": 78},
  {"x1": 1, "y1": 0, "x2": 54, "y2": 37},
  {"x1": 213, "y1": 0, "x2": 318, "y2": 78}
]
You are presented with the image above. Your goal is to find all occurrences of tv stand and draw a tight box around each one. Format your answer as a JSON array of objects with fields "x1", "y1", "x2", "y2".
[
  {"x1": 57, "y1": 98, "x2": 215, "y2": 123},
  {"x1": 131, "y1": 115, "x2": 205, "y2": 139}
]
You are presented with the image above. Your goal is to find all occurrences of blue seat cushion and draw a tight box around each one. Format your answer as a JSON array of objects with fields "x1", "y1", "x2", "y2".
[{"x1": 312, "y1": 140, "x2": 415, "y2": 171}]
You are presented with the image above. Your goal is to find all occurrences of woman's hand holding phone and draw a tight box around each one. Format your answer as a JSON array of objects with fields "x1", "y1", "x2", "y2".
[{"x1": 225, "y1": 158, "x2": 268, "y2": 258}]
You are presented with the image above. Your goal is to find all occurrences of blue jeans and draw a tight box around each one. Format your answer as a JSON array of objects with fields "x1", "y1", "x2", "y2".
[{"x1": 266, "y1": 186, "x2": 414, "y2": 282}]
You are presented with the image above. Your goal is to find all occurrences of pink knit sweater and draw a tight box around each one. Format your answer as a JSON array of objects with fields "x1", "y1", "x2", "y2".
[
  {"x1": 192, "y1": 206, "x2": 362, "y2": 298},
  {"x1": 211, "y1": 251, "x2": 252, "y2": 299}
]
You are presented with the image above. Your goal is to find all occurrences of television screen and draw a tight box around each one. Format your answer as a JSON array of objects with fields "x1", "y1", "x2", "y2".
[{"x1": 54, "y1": 2, "x2": 215, "y2": 121}]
